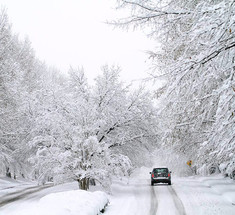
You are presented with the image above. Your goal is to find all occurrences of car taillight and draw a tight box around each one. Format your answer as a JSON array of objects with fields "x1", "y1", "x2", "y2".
[
  {"x1": 152, "y1": 173, "x2": 154, "y2": 178},
  {"x1": 168, "y1": 173, "x2": 171, "y2": 177}
]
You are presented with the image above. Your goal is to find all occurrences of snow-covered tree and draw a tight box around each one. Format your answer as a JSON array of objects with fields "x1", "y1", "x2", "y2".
[
  {"x1": 0, "y1": 9, "x2": 66, "y2": 179},
  {"x1": 26, "y1": 65, "x2": 158, "y2": 190},
  {"x1": 0, "y1": 9, "x2": 38, "y2": 177}
]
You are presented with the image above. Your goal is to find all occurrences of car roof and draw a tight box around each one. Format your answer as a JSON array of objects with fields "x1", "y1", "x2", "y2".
[
  {"x1": 153, "y1": 167, "x2": 168, "y2": 169},
  {"x1": 153, "y1": 167, "x2": 169, "y2": 170}
]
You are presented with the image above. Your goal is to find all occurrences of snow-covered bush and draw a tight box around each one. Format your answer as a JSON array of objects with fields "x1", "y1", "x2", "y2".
[
  {"x1": 219, "y1": 159, "x2": 235, "y2": 180},
  {"x1": 208, "y1": 164, "x2": 220, "y2": 175},
  {"x1": 226, "y1": 158, "x2": 235, "y2": 180}
]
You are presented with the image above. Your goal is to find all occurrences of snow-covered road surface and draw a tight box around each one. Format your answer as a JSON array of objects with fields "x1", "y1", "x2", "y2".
[
  {"x1": 0, "y1": 184, "x2": 52, "y2": 207},
  {"x1": 154, "y1": 185, "x2": 186, "y2": 215},
  {"x1": 105, "y1": 167, "x2": 235, "y2": 215},
  {"x1": 105, "y1": 178, "x2": 187, "y2": 215}
]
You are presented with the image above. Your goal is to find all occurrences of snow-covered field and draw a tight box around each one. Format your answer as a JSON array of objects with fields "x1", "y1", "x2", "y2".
[{"x1": 0, "y1": 167, "x2": 235, "y2": 215}]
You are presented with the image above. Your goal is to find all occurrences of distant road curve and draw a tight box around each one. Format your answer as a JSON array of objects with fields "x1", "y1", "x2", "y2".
[{"x1": 0, "y1": 184, "x2": 53, "y2": 207}]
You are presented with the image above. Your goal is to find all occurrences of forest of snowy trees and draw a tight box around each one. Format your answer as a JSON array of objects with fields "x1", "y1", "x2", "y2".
[
  {"x1": 0, "y1": 0, "x2": 234, "y2": 191},
  {"x1": 0, "y1": 9, "x2": 158, "y2": 190}
]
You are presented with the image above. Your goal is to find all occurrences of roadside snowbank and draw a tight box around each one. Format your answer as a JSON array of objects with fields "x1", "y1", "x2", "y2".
[
  {"x1": 200, "y1": 175, "x2": 235, "y2": 205},
  {"x1": 2, "y1": 190, "x2": 109, "y2": 215},
  {"x1": 173, "y1": 174, "x2": 235, "y2": 215}
]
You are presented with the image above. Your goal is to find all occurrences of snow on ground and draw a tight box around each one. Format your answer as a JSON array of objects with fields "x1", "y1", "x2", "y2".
[
  {"x1": 0, "y1": 177, "x2": 108, "y2": 215},
  {"x1": 0, "y1": 177, "x2": 33, "y2": 189},
  {"x1": 173, "y1": 175, "x2": 235, "y2": 215},
  {"x1": 0, "y1": 168, "x2": 235, "y2": 215},
  {"x1": 1, "y1": 190, "x2": 108, "y2": 215},
  {"x1": 0, "y1": 177, "x2": 38, "y2": 196},
  {"x1": 103, "y1": 167, "x2": 153, "y2": 215},
  {"x1": 104, "y1": 167, "x2": 235, "y2": 215}
]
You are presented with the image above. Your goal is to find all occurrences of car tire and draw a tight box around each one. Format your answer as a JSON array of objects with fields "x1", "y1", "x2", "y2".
[
  {"x1": 168, "y1": 181, "x2": 171, "y2": 185},
  {"x1": 151, "y1": 181, "x2": 154, "y2": 186}
]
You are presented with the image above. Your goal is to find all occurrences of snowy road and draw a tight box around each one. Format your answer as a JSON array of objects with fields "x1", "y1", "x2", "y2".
[
  {"x1": 105, "y1": 167, "x2": 235, "y2": 215},
  {"x1": 152, "y1": 184, "x2": 186, "y2": 215},
  {"x1": 105, "y1": 178, "x2": 186, "y2": 215},
  {"x1": 0, "y1": 184, "x2": 52, "y2": 208}
]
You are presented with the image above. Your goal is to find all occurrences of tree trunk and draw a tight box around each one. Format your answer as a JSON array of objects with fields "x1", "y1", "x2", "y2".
[
  {"x1": 90, "y1": 178, "x2": 96, "y2": 186},
  {"x1": 6, "y1": 167, "x2": 11, "y2": 178},
  {"x1": 79, "y1": 178, "x2": 89, "y2": 190}
]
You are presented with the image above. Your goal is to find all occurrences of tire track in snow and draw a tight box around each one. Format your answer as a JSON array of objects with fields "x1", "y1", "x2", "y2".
[
  {"x1": 0, "y1": 184, "x2": 53, "y2": 208},
  {"x1": 132, "y1": 179, "x2": 157, "y2": 215},
  {"x1": 150, "y1": 186, "x2": 158, "y2": 215},
  {"x1": 1, "y1": 185, "x2": 41, "y2": 198},
  {"x1": 168, "y1": 186, "x2": 186, "y2": 215}
]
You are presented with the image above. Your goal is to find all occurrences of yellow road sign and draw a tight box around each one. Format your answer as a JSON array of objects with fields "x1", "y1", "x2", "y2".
[{"x1": 187, "y1": 160, "x2": 192, "y2": 166}]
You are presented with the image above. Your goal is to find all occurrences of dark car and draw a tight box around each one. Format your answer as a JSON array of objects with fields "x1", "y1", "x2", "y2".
[{"x1": 150, "y1": 167, "x2": 171, "y2": 185}]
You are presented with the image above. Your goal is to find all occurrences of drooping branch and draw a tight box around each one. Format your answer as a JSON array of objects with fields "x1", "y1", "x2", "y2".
[
  {"x1": 200, "y1": 41, "x2": 235, "y2": 65},
  {"x1": 122, "y1": 0, "x2": 190, "y2": 15},
  {"x1": 98, "y1": 122, "x2": 119, "y2": 143}
]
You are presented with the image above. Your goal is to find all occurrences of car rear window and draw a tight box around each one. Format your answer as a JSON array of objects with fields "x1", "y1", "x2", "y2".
[{"x1": 153, "y1": 168, "x2": 168, "y2": 173}]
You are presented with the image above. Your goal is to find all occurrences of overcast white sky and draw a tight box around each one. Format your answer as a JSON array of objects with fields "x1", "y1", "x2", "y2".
[{"x1": 0, "y1": 0, "x2": 155, "y2": 84}]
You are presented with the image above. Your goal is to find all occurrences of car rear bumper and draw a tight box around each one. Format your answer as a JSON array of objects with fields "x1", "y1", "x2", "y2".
[{"x1": 151, "y1": 177, "x2": 171, "y2": 183}]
